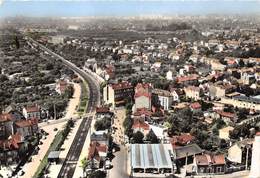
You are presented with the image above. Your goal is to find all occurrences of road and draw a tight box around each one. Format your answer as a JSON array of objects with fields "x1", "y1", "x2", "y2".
[{"x1": 27, "y1": 37, "x2": 100, "y2": 178}]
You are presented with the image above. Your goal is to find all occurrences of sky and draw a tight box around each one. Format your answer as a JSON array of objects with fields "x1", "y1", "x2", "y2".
[{"x1": 0, "y1": 0, "x2": 260, "y2": 17}]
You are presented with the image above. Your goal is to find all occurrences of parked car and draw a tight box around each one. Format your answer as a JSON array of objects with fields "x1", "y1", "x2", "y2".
[
  {"x1": 105, "y1": 160, "x2": 112, "y2": 169},
  {"x1": 18, "y1": 170, "x2": 24, "y2": 176}
]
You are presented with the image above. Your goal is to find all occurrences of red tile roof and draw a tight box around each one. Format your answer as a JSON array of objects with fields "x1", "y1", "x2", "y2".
[
  {"x1": 190, "y1": 102, "x2": 201, "y2": 110},
  {"x1": 96, "y1": 106, "x2": 110, "y2": 113},
  {"x1": 170, "y1": 134, "x2": 195, "y2": 147},
  {"x1": 0, "y1": 113, "x2": 13, "y2": 122},
  {"x1": 177, "y1": 75, "x2": 198, "y2": 83},
  {"x1": 110, "y1": 81, "x2": 133, "y2": 90},
  {"x1": 216, "y1": 110, "x2": 236, "y2": 118},
  {"x1": 132, "y1": 119, "x2": 150, "y2": 130},
  {"x1": 25, "y1": 105, "x2": 40, "y2": 113},
  {"x1": 0, "y1": 133, "x2": 22, "y2": 150},
  {"x1": 15, "y1": 118, "x2": 38, "y2": 128},
  {"x1": 133, "y1": 108, "x2": 152, "y2": 117},
  {"x1": 195, "y1": 154, "x2": 225, "y2": 166},
  {"x1": 88, "y1": 141, "x2": 107, "y2": 161}
]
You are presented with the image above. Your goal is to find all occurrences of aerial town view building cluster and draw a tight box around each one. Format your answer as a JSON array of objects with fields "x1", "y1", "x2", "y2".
[{"x1": 1, "y1": 0, "x2": 260, "y2": 178}]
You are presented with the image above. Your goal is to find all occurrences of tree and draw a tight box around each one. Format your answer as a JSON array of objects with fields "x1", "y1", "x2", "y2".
[
  {"x1": 94, "y1": 118, "x2": 111, "y2": 131},
  {"x1": 132, "y1": 131, "x2": 144, "y2": 143},
  {"x1": 15, "y1": 36, "x2": 20, "y2": 49},
  {"x1": 146, "y1": 129, "x2": 159, "y2": 143},
  {"x1": 80, "y1": 157, "x2": 89, "y2": 175}
]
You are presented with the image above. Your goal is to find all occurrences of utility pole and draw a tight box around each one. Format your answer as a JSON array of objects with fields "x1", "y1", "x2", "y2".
[
  {"x1": 245, "y1": 145, "x2": 250, "y2": 170},
  {"x1": 54, "y1": 103, "x2": 57, "y2": 120}
]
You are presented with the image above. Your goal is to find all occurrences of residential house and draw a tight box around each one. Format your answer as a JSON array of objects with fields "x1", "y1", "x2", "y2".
[
  {"x1": 176, "y1": 75, "x2": 198, "y2": 85},
  {"x1": 132, "y1": 118, "x2": 150, "y2": 135},
  {"x1": 0, "y1": 113, "x2": 14, "y2": 139},
  {"x1": 190, "y1": 102, "x2": 202, "y2": 111},
  {"x1": 103, "y1": 81, "x2": 134, "y2": 108},
  {"x1": 0, "y1": 133, "x2": 24, "y2": 165},
  {"x1": 170, "y1": 133, "x2": 195, "y2": 148},
  {"x1": 134, "y1": 83, "x2": 152, "y2": 111},
  {"x1": 215, "y1": 110, "x2": 237, "y2": 123},
  {"x1": 152, "y1": 89, "x2": 173, "y2": 110},
  {"x1": 56, "y1": 79, "x2": 68, "y2": 95},
  {"x1": 14, "y1": 118, "x2": 38, "y2": 138},
  {"x1": 184, "y1": 86, "x2": 202, "y2": 101},
  {"x1": 193, "y1": 153, "x2": 226, "y2": 175},
  {"x1": 22, "y1": 105, "x2": 41, "y2": 120},
  {"x1": 228, "y1": 139, "x2": 253, "y2": 165},
  {"x1": 219, "y1": 126, "x2": 234, "y2": 140},
  {"x1": 87, "y1": 141, "x2": 108, "y2": 169},
  {"x1": 95, "y1": 106, "x2": 113, "y2": 119},
  {"x1": 90, "y1": 130, "x2": 109, "y2": 145},
  {"x1": 209, "y1": 83, "x2": 236, "y2": 99},
  {"x1": 170, "y1": 88, "x2": 180, "y2": 102},
  {"x1": 241, "y1": 72, "x2": 256, "y2": 85}
]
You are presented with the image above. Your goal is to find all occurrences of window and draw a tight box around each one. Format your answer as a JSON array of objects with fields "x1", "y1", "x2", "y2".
[{"x1": 216, "y1": 167, "x2": 222, "y2": 173}]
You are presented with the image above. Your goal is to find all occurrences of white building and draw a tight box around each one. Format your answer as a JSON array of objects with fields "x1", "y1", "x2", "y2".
[
  {"x1": 166, "y1": 71, "x2": 173, "y2": 81},
  {"x1": 153, "y1": 89, "x2": 173, "y2": 110},
  {"x1": 250, "y1": 132, "x2": 260, "y2": 178}
]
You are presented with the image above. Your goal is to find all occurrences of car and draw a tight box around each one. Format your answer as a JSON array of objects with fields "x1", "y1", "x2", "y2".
[
  {"x1": 53, "y1": 128, "x2": 58, "y2": 131},
  {"x1": 18, "y1": 170, "x2": 25, "y2": 176},
  {"x1": 104, "y1": 160, "x2": 112, "y2": 169}
]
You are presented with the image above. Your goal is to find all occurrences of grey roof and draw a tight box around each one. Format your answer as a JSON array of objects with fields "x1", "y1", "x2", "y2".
[
  {"x1": 131, "y1": 144, "x2": 173, "y2": 169},
  {"x1": 48, "y1": 151, "x2": 61, "y2": 159},
  {"x1": 233, "y1": 95, "x2": 260, "y2": 104},
  {"x1": 174, "y1": 144, "x2": 203, "y2": 159}
]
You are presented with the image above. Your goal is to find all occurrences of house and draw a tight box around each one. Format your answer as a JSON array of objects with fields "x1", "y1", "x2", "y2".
[
  {"x1": 152, "y1": 89, "x2": 173, "y2": 110},
  {"x1": 228, "y1": 138, "x2": 253, "y2": 164},
  {"x1": 215, "y1": 110, "x2": 237, "y2": 123},
  {"x1": 219, "y1": 126, "x2": 234, "y2": 140},
  {"x1": 209, "y1": 59, "x2": 226, "y2": 71},
  {"x1": 132, "y1": 119, "x2": 150, "y2": 135},
  {"x1": 176, "y1": 75, "x2": 198, "y2": 85},
  {"x1": 190, "y1": 102, "x2": 202, "y2": 111},
  {"x1": 0, "y1": 113, "x2": 15, "y2": 139},
  {"x1": 133, "y1": 108, "x2": 152, "y2": 119},
  {"x1": 56, "y1": 79, "x2": 68, "y2": 94},
  {"x1": 22, "y1": 105, "x2": 41, "y2": 120},
  {"x1": 90, "y1": 130, "x2": 109, "y2": 145},
  {"x1": 209, "y1": 83, "x2": 236, "y2": 99},
  {"x1": 134, "y1": 83, "x2": 152, "y2": 111},
  {"x1": 184, "y1": 86, "x2": 202, "y2": 101},
  {"x1": 193, "y1": 153, "x2": 226, "y2": 175},
  {"x1": 170, "y1": 88, "x2": 180, "y2": 102},
  {"x1": 174, "y1": 144, "x2": 203, "y2": 166},
  {"x1": 14, "y1": 118, "x2": 38, "y2": 138},
  {"x1": 166, "y1": 70, "x2": 173, "y2": 80},
  {"x1": 103, "y1": 81, "x2": 134, "y2": 108},
  {"x1": 87, "y1": 141, "x2": 108, "y2": 169},
  {"x1": 0, "y1": 133, "x2": 23, "y2": 165},
  {"x1": 241, "y1": 72, "x2": 256, "y2": 85},
  {"x1": 170, "y1": 133, "x2": 195, "y2": 148},
  {"x1": 95, "y1": 106, "x2": 113, "y2": 119}
]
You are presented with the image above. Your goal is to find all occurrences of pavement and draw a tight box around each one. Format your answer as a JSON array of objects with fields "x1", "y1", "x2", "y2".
[
  {"x1": 107, "y1": 108, "x2": 129, "y2": 178},
  {"x1": 108, "y1": 146, "x2": 129, "y2": 178}
]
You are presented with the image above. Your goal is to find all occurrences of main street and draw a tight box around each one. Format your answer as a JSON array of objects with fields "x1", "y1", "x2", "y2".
[{"x1": 28, "y1": 37, "x2": 100, "y2": 178}]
